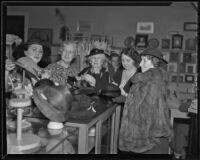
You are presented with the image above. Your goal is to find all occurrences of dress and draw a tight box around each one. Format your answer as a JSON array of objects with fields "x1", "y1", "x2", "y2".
[
  {"x1": 46, "y1": 62, "x2": 77, "y2": 86},
  {"x1": 119, "y1": 67, "x2": 173, "y2": 153}
]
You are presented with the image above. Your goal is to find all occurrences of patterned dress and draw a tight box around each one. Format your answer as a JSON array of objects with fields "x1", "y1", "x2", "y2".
[{"x1": 46, "y1": 62, "x2": 77, "y2": 86}]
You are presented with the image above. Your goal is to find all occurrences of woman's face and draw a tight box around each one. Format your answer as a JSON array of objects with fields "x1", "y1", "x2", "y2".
[
  {"x1": 61, "y1": 44, "x2": 76, "y2": 63},
  {"x1": 90, "y1": 54, "x2": 105, "y2": 68},
  {"x1": 139, "y1": 56, "x2": 153, "y2": 72},
  {"x1": 121, "y1": 54, "x2": 135, "y2": 70},
  {"x1": 111, "y1": 56, "x2": 120, "y2": 69},
  {"x1": 24, "y1": 44, "x2": 43, "y2": 64}
]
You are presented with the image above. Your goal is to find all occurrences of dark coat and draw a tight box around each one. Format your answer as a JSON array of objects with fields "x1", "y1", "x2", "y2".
[{"x1": 119, "y1": 68, "x2": 173, "y2": 153}]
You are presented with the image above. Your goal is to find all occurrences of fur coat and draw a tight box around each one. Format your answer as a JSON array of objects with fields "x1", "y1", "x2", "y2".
[{"x1": 119, "y1": 67, "x2": 173, "y2": 153}]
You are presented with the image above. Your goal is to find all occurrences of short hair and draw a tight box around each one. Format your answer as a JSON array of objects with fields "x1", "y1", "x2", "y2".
[
  {"x1": 110, "y1": 52, "x2": 120, "y2": 59},
  {"x1": 120, "y1": 48, "x2": 141, "y2": 67},
  {"x1": 60, "y1": 41, "x2": 77, "y2": 53}
]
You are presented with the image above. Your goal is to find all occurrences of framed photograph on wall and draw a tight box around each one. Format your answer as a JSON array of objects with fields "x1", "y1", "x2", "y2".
[
  {"x1": 183, "y1": 53, "x2": 192, "y2": 63},
  {"x1": 168, "y1": 63, "x2": 177, "y2": 72},
  {"x1": 161, "y1": 39, "x2": 170, "y2": 49},
  {"x1": 191, "y1": 54, "x2": 197, "y2": 63},
  {"x1": 186, "y1": 64, "x2": 196, "y2": 74},
  {"x1": 169, "y1": 52, "x2": 179, "y2": 62},
  {"x1": 77, "y1": 20, "x2": 92, "y2": 32},
  {"x1": 172, "y1": 34, "x2": 183, "y2": 49},
  {"x1": 135, "y1": 34, "x2": 148, "y2": 48},
  {"x1": 179, "y1": 63, "x2": 186, "y2": 73},
  {"x1": 185, "y1": 38, "x2": 196, "y2": 51},
  {"x1": 136, "y1": 22, "x2": 154, "y2": 34},
  {"x1": 28, "y1": 28, "x2": 53, "y2": 45},
  {"x1": 171, "y1": 75, "x2": 184, "y2": 83},
  {"x1": 185, "y1": 75, "x2": 195, "y2": 83},
  {"x1": 184, "y1": 22, "x2": 197, "y2": 31}
]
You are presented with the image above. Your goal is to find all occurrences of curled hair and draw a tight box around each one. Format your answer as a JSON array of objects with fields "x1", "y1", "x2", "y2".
[
  {"x1": 120, "y1": 48, "x2": 141, "y2": 67},
  {"x1": 60, "y1": 41, "x2": 77, "y2": 53}
]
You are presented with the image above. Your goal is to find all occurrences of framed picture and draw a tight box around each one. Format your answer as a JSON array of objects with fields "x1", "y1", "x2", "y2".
[
  {"x1": 186, "y1": 64, "x2": 196, "y2": 74},
  {"x1": 172, "y1": 34, "x2": 183, "y2": 49},
  {"x1": 185, "y1": 75, "x2": 195, "y2": 83},
  {"x1": 168, "y1": 63, "x2": 177, "y2": 72},
  {"x1": 161, "y1": 39, "x2": 170, "y2": 49},
  {"x1": 184, "y1": 22, "x2": 197, "y2": 31},
  {"x1": 169, "y1": 52, "x2": 179, "y2": 62},
  {"x1": 135, "y1": 34, "x2": 148, "y2": 48},
  {"x1": 183, "y1": 53, "x2": 192, "y2": 63},
  {"x1": 179, "y1": 63, "x2": 186, "y2": 73},
  {"x1": 136, "y1": 22, "x2": 154, "y2": 34},
  {"x1": 191, "y1": 54, "x2": 197, "y2": 63},
  {"x1": 28, "y1": 28, "x2": 53, "y2": 45},
  {"x1": 185, "y1": 38, "x2": 197, "y2": 51},
  {"x1": 77, "y1": 20, "x2": 92, "y2": 32},
  {"x1": 171, "y1": 75, "x2": 183, "y2": 83}
]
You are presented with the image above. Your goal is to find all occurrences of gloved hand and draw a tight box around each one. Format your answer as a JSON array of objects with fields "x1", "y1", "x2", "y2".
[
  {"x1": 82, "y1": 74, "x2": 96, "y2": 87},
  {"x1": 112, "y1": 95, "x2": 126, "y2": 103}
]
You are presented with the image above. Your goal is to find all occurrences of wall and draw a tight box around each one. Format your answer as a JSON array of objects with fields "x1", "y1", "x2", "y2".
[{"x1": 7, "y1": 2, "x2": 197, "y2": 47}]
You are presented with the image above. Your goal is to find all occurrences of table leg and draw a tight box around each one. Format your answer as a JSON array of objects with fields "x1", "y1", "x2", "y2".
[
  {"x1": 113, "y1": 105, "x2": 121, "y2": 154},
  {"x1": 78, "y1": 126, "x2": 88, "y2": 154},
  {"x1": 95, "y1": 121, "x2": 102, "y2": 154}
]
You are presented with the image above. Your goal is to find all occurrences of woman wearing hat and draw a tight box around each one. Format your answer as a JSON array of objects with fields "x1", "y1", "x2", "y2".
[
  {"x1": 78, "y1": 48, "x2": 109, "y2": 91},
  {"x1": 119, "y1": 48, "x2": 172, "y2": 154},
  {"x1": 45, "y1": 41, "x2": 78, "y2": 87}
]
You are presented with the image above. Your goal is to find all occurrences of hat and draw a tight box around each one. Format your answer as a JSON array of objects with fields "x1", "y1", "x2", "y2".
[
  {"x1": 24, "y1": 39, "x2": 49, "y2": 48},
  {"x1": 32, "y1": 81, "x2": 73, "y2": 123},
  {"x1": 86, "y1": 48, "x2": 106, "y2": 58},
  {"x1": 140, "y1": 48, "x2": 168, "y2": 64}
]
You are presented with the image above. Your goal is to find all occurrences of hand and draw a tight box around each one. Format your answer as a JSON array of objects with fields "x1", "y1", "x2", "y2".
[
  {"x1": 82, "y1": 74, "x2": 96, "y2": 87},
  {"x1": 41, "y1": 70, "x2": 51, "y2": 79},
  {"x1": 6, "y1": 59, "x2": 15, "y2": 71},
  {"x1": 112, "y1": 95, "x2": 126, "y2": 103}
]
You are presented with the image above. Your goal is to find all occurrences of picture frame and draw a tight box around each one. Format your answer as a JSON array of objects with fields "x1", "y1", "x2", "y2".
[
  {"x1": 191, "y1": 54, "x2": 197, "y2": 63},
  {"x1": 77, "y1": 20, "x2": 92, "y2": 32},
  {"x1": 169, "y1": 52, "x2": 179, "y2": 62},
  {"x1": 135, "y1": 34, "x2": 148, "y2": 48},
  {"x1": 136, "y1": 22, "x2": 154, "y2": 34},
  {"x1": 168, "y1": 63, "x2": 177, "y2": 72},
  {"x1": 172, "y1": 34, "x2": 183, "y2": 49},
  {"x1": 161, "y1": 39, "x2": 170, "y2": 49},
  {"x1": 185, "y1": 75, "x2": 195, "y2": 83},
  {"x1": 185, "y1": 38, "x2": 197, "y2": 51},
  {"x1": 28, "y1": 28, "x2": 53, "y2": 45},
  {"x1": 184, "y1": 22, "x2": 197, "y2": 31},
  {"x1": 186, "y1": 64, "x2": 196, "y2": 74},
  {"x1": 183, "y1": 52, "x2": 192, "y2": 63},
  {"x1": 171, "y1": 75, "x2": 184, "y2": 83},
  {"x1": 179, "y1": 62, "x2": 186, "y2": 73}
]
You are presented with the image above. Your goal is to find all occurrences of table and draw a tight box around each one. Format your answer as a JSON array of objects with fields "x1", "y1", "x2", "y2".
[
  {"x1": 64, "y1": 104, "x2": 121, "y2": 154},
  {"x1": 7, "y1": 103, "x2": 121, "y2": 154}
]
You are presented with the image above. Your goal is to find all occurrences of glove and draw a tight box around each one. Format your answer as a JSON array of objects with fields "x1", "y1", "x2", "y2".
[
  {"x1": 112, "y1": 95, "x2": 126, "y2": 103},
  {"x1": 82, "y1": 74, "x2": 96, "y2": 87}
]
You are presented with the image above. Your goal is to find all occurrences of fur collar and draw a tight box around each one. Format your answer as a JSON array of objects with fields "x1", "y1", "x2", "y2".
[{"x1": 131, "y1": 68, "x2": 168, "y2": 84}]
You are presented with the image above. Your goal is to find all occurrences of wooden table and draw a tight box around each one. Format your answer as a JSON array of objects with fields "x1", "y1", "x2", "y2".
[{"x1": 64, "y1": 104, "x2": 121, "y2": 154}]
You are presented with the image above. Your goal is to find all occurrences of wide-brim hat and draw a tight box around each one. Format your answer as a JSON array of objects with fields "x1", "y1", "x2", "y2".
[
  {"x1": 86, "y1": 48, "x2": 106, "y2": 58},
  {"x1": 23, "y1": 39, "x2": 49, "y2": 48},
  {"x1": 140, "y1": 48, "x2": 168, "y2": 64},
  {"x1": 32, "y1": 81, "x2": 73, "y2": 123}
]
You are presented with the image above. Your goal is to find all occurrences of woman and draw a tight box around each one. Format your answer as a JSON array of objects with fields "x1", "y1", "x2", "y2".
[
  {"x1": 78, "y1": 48, "x2": 109, "y2": 91},
  {"x1": 112, "y1": 48, "x2": 141, "y2": 103},
  {"x1": 119, "y1": 48, "x2": 173, "y2": 154},
  {"x1": 45, "y1": 41, "x2": 78, "y2": 87}
]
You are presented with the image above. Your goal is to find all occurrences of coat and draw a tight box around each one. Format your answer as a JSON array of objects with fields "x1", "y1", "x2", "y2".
[{"x1": 119, "y1": 67, "x2": 173, "y2": 153}]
